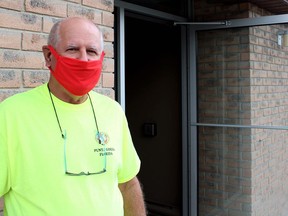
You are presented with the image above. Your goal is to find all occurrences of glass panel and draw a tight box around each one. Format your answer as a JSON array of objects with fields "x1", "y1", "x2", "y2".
[
  {"x1": 197, "y1": 24, "x2": 288, "y2": 215},
  {"x1": 198, "y1": 126, "x2": 288, "y2": 215},
  {"x1": 197, "y1": 25, "x2": 288, "y2": 127},
  {"x1": 121, "y1": 0, "x2": 187, "y2": 16}
]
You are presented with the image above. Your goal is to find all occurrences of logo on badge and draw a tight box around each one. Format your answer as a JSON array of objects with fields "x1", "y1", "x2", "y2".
[{"x1": 96, "y1": 132, "x2": 109, "y2": 145}]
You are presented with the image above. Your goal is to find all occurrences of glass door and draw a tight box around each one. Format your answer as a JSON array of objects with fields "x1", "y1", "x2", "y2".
[{"x1": 195, "y1": 24, "x2": 288, "y2": 215}]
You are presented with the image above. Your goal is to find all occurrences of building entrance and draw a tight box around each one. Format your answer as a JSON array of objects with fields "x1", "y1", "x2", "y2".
[{"x1": 125, "y1": 15, "x2": 183, "y2": 216}]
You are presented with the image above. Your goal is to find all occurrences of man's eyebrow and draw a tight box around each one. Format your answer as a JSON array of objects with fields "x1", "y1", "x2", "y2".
[
  {"x1": 87, "y1": 46, "x2": 98, "y2": 50},
  {"x1": 66, "y1": 44, "x2": 78, "y2": 49},
  {"x1": 87, "y1": 46, "x2": 102, "y2": 54}
]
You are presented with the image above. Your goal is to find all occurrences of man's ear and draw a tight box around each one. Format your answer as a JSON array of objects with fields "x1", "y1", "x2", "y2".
[{"x1": 42, "y1": 45, "x2": 52, "y2": 68}]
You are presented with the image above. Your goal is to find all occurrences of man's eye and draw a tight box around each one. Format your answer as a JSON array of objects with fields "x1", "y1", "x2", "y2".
[
  {"x1": 67, "y1": 48, "x2": 77, "y2": 52},
  {"x1": 87, "y1": 50, "x2": 97, "y2": 55}
]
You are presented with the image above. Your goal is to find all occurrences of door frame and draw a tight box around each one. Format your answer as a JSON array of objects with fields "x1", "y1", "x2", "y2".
[{"x1": 114, "y1": 1, "x2": 193, "y2": 216}]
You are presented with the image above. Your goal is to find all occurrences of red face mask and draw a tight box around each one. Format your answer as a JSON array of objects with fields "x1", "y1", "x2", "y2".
[{"x1": 48, "y1": 45, "x2": 105, "y2": 96}]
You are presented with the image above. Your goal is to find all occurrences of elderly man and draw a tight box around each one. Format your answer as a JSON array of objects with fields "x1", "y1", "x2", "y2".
[{"x1": 0, "y1": 17, "x2": 146, "y2": 216}]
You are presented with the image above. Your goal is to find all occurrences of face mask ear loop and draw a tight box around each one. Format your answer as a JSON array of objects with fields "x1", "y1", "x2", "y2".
[
  {"x1": 48, "y1": 45, "x2": 60, "y2": 59},
  {"x1": 47, "y1": 45, "x2": 60, "y2": 73},
  {"x1": 100, "y1": 51, "x2": 105, "y2": 61}
]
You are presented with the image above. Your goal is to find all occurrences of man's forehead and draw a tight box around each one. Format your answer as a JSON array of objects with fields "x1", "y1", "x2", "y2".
[
  {"x1": 60, "y1": 18, "x2": 98, "y2": 31},
  {"x1": 59, "y1": 26, "x2": 100, "y2": 43}
]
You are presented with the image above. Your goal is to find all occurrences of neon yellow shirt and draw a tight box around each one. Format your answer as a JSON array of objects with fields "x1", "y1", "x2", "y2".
[{"x1": 0, "y1": 84, "x2": 140, "y2": 216}]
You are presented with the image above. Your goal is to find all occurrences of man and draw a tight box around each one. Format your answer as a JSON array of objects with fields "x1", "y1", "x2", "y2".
[{"x1": 0, "y1": 17, "x2": 146, "y2": 216}]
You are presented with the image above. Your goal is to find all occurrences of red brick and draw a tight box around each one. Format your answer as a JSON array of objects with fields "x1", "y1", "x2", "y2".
[
  {"x1": 102, "y1": 11, "x2": 114, "y2": 27},
  {"x1": 25, "y1": 0, "x2": 67, "y2": 18},
  {"x1": 100, "y1": 26, "x2": 114, "y2": 42},
  {"x1": 83, "y1": 0, "x2": 113, "y2": 12},
  {"x1": 22, "y1": 33, "x2": 48, "y2": 51},
  {"x1": 95, "y1": 74, "x2": 102, "y2": 87},
  {"x1": 0, "y1": 89, "x2": 21, "y2": 102},
  {"x1": 23, "y1": 70, "x2": 50, "y2": 87},
  {"x1": 0, "y1": 30, "x2": 22, "y2": 49},
  {"x1": 102, "y1": 73, "x2": 114, "y2": 88},
  {"x1": 0, "y1": 0, "x2": 23, "y2": 11},
  {"x1": 66, "y1": 0, "x2": 81, "y2": 3},
  {"x1": 0, "y1": 70, "x2": 22, "y2": 88},
  {"x1": 67, "y1": 4, "x2": 101, "y2": 24},
  {"x1": 0, "y1": 11, "x2": 42, "y2": 32},
  {"x1": 103, "y1": 42, "x2": 113, "y2": 58},
  {"x1": 102, "y1": 58, "x2": 114, "y2": 73},
  {"x1": 43, "y1": 17, "x2": 61, "y2": 34},
  {"x1": 95, "y1": 88, "x2": 115, "y2": 99},
  {"x1": 0, "y1": 50, "x2": 43, "y2": 69}
]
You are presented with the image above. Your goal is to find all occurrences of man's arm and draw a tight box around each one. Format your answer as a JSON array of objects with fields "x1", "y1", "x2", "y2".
[{"x1": 119, "y1": 177, "x2": 146, "y2": 216}]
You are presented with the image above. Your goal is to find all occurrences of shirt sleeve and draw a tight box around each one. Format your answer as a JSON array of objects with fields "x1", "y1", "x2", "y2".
[{"x1": 117, "y1": 112, "x2": 141, "y2": 183}]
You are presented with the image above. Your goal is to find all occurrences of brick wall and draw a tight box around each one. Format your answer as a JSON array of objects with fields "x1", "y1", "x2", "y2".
[
  {"x1": 0, "y1": 0, "x2": 115, "y2": 100},
  {"x1": 196, "y1": 1, "x2": 288, "y2": 215},
  {"x1": 248, "y1": 23, "x2": 288, "y2": 215},
  {"x1": 0, "y1": 0, "x2": 115, "y2": 214}
]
